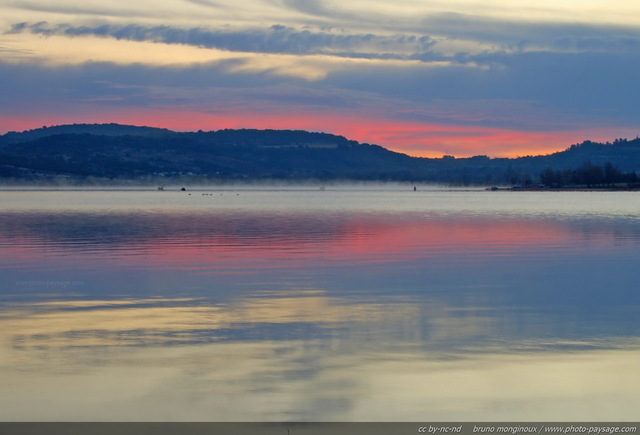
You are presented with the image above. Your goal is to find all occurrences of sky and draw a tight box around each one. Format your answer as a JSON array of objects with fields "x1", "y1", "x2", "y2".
[{"x1": 1, "y1": 0, "x2": 639, "y2": 157}]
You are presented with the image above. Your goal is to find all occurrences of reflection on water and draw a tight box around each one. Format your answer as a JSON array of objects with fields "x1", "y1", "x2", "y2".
[
  {"x1": 4, "y1": 293, "x2": 640, "y2": 421},
  {"x1": 1, "y1": 189, "x2": 640, "y2": 421}
]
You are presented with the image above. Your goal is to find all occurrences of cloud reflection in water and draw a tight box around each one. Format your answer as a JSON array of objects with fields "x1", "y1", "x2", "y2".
[{"x1": 1, "y1": 291, "x2": 640, "y2": 421}]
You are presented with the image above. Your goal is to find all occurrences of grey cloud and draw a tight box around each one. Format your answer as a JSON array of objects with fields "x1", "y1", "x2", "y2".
[
  {"x1": 0, "y1": 62, "x2": 144, "y2": 114},
  {"x1": 12, "y1": 1, "x2": 640, "y2": 58},
  {"x1": 0, "y1": 57, "x2": 299, "y2": 115},
  {"x1": 321, "y1": 47, "x2": 640, "y2": 129},
  {"x1": 277, "y1": 0, "x2": 364, "y2": 27},
  {"x1": 549, "y1": 35, "x2": 640, "y2": 54},
  {"x1": 474, "y1": 50, "x2": 640, "y2": 110},
  {"x1": 10, "y1": 16, "x2": 640, "y2": 72},
  {"x1": 181, "y1": 0, "x2": 222, "y2": 7},
  {"x1": 418, "y1": 12, "x2": 640, "y2": 55},
  {"x1": 280, "y1": 0, "x2": 331, "y2": 17},
  {"x1": 8, "y1": 22, "x2": 437, "y2": 61}
]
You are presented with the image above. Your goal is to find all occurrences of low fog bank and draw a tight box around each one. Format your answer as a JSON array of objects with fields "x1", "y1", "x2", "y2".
[{"x1": 0, "y1": 177, "x2": 458, "y2": 192}]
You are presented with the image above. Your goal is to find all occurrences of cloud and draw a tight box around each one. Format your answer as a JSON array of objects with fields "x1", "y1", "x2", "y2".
[
  {"x1": 10, "y1": 0, "x2": 640, "y2": 61},
  {"x1": 9, "y1": 15, "x2": 640, "y2": 73},
  {"x1": 181, "y1": 0, "x2": 222, "y2": 7},
  {"x1": 280, "y1": 0, "x2": 333, "y2": 18},
  {"x1": 0, "y1": 43, "x2": 34, "y2": 59},
  {"x1": 413, "y1": 11, "x2": 640, "y2": 55},
  {"x1": 8, "y1": 22, "x2": 438, "y2": 62},
  {"x1": 10, "y1": 1, "x2": 159, "y2": 19}
]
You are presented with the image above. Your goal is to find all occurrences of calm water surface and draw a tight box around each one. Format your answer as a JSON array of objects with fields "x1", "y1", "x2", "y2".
[{"x1": 1, "y1": 187, "x2": 639, "y2": 421}]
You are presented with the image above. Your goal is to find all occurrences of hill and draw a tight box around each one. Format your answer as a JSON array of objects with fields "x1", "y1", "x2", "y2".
[
  {"x1": 0, "y1": 123, "x2": 175, "y2": 148},
  {"x1": 0, "y1": 124, "x2": 639, "y2": 185},
  {"x1": 0, "y1": 124, "x2": 418, "y2": 182}
]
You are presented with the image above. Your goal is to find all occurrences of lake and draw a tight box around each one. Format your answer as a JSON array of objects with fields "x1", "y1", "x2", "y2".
[{"x1": 1, "y1": 186, "x2": 639, "y2": 421}]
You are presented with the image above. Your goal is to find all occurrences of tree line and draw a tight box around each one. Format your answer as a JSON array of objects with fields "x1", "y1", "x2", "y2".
[{"x1": 539, "y1": 161, "x2": 639, "y2": 188}]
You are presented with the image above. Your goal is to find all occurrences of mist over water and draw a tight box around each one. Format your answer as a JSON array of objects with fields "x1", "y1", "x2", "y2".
[{"x1": 1, "y1": 188, "x2": 639, "y2": 421}]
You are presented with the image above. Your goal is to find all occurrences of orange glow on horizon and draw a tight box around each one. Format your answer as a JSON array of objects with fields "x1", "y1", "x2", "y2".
[{"x1": 1, "y1": 110, "x2": 632, "y2": 158}]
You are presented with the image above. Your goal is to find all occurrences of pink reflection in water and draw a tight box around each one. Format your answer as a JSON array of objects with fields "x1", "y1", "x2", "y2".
[{"x1": 0, "y1": 210, "x2": 633, "y2": 271}]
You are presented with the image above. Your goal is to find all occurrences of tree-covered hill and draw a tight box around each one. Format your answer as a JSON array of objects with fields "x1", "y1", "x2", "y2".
[
  {"x1": 0, "y1": 123, "x2": 176, "y2": 148},
  {"x1": 0, "y1": 125, "x2": 419, "y2": 181}
]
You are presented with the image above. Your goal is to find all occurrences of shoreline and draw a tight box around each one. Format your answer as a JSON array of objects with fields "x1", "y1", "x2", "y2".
[{"x1": 487, "y1": 185, "x2": 640, "y2": 192}]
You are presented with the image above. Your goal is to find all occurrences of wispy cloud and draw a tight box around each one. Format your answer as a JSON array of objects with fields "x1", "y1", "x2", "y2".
[
  {"x1": 8, "y1": 22, "x2": 438, "y2": 62},
  {"x1": 11, "y1": 1, "x2": 159, "y2": 19},
  {"x1": 181, "y1": 0, "x2": 222, "y2": 8},
  {"x1": 418, "y1": 11, "x2": 640, "y2": 54}
]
